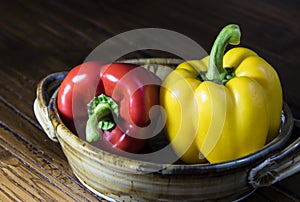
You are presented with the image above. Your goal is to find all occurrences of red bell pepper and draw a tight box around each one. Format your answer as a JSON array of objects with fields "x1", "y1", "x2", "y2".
[{"x1": 57, "y1": 61, "x2": 161, "y2": 153}]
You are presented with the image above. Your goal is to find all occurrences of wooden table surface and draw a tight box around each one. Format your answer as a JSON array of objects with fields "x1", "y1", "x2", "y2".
[{"x1": 1, "y1": 0, "x2": 299, "y2": 201}]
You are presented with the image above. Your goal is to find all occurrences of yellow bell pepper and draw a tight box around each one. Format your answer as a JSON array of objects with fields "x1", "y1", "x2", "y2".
[{"x1": 160, "y1": 24, "x2": 282, "y2": 164}]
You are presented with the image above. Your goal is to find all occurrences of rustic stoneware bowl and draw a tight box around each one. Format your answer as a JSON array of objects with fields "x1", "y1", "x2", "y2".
[{"x1": 34, "y1": 58, "x2": 300, "y2": 202}]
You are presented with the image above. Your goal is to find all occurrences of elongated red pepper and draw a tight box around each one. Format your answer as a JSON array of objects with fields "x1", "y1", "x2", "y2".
[{"x1": 57, "y1": 62, "x2": 161, "y2": 153}]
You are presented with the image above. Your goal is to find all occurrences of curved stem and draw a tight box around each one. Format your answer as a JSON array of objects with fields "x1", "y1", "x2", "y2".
[
  {"x1": 206, "y1": 24, "x2": 241, "y2": 83},
  {"x1": 85, "y1": 94, "x2": 119, "y2": 142},
  {"x1": 86, "y1": 103, "x2": 112, "y2": 142}
]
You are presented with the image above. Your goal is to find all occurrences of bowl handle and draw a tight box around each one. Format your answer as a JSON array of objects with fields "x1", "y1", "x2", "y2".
[
  {"x1": 248, "y1": 119, "x2": 300, "y2": 187},
  {"x1": 33, "y1": 72, "x2": 67, "y2": 142}
]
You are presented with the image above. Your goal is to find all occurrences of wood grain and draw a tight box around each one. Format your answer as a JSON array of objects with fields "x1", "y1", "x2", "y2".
[{"x1": 1, "y1": 0, "x2": 299, "y2": 201}]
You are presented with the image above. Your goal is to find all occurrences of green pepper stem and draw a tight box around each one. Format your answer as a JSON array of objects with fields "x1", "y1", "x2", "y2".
[
  {"x1": 206, "y1": 24, "x2": 241, "y2": 83},
  {"x1": 86, "y1": 103, "x2": 112, "y2": 142},
  {"x1": 85, "y1": 94, "x2": 119, "y2": 142}
]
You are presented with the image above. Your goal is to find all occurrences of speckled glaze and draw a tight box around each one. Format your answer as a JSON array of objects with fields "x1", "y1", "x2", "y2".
[{"x1": 34, "y1": 58, "x2": 299, "y2": 202}]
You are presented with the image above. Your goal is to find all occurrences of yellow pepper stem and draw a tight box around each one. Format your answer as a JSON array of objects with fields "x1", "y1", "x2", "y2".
[{"x1": 206, "y1": 24, "x2": 241, "y2": 84}]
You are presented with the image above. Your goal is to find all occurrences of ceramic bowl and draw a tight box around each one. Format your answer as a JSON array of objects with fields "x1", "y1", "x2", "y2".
[{"x1": 34, "y1": 58, "x2": 300, "y2": 201}]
